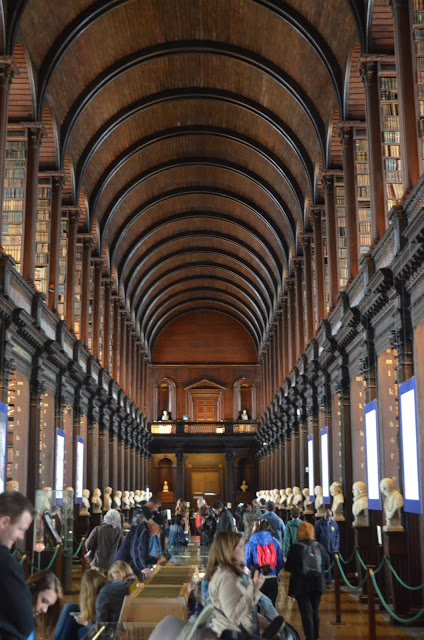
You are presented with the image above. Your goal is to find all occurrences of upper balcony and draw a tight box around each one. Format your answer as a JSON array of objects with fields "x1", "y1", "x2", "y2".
[{"x1": 149, "y1": 420, "x2": 258, "y2": 435}]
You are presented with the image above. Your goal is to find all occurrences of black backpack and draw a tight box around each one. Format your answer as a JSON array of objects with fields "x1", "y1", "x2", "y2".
[{"x1": 299, "y1": 540, "x2": 322, "y2": 577}]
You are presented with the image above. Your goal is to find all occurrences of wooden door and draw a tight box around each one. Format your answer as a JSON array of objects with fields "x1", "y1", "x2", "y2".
[{"x1": 194, "y1": 397, "x2": 217, "y2": 421}]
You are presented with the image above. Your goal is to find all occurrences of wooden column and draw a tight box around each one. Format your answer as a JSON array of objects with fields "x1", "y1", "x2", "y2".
[
  {"x1": 109, "y1": 431, "x2": 118, "y2": 492},
  {"x1": 48, "y1": 174, "x2": 66, "y2": 310},
  {"x1": 390, "y1": 0, "x2": 420, "y2": 189},
  {"x1": 286, "y1": 278, "x2": 296, "y2": 370},
  {"x1": 276, "y1": 311, "x2": 282, "y2": 387},
  {"x1": 0, "y1": 59, "x2": 16, "y2": 240},
  {"x1": 80, "y1": 237, "x2": 92, "y2": 345},
  {"x1": 125, "y1": 322, "x2": 132, "y2": 397},
  {"x1": 26, "y1": 377, "x2": 45, "y2": 505},
  {"x1": 65, "y1": 208, "x2": 80, "y2": 330},
  {"x1": 86, "y1": 421, "x2": 96, "y2": 493},
  {"x1": 291, "y1": 427, "x2": 299, "y2": 487},
  {"x1": 302, "y1": 235, "x2": 314, "y2": 340},
  {"x1": 103, "y1": 280, "x2": 112, "y2": 371},
  {"x1": 311, "y1": 208, "x2": 325, "y2": 323},
  {"x1": 112, "y1": 297, "x2": 121, "y2": 381},
  {"x1": 120, "y1": 312, "x2": 127, "y2": 390},
  {"x1": 359, "y1": 59, "x2": 386, "y2": 241},
  {"x1": 281, "y1": 296, "x2": 288, "y2": 380},
  {"x1": 98, "y1": 427, "x2": 108, "y2": 490},
  {"x1": 92, "y1": 259, "x2": 103, "y2": 359},
  {"x1": 293, "y1": 257, "x2": 305, "y2": 354},
  {"x1": 176, "y1": 452, "x2": 185, "y2": 500},
  {"x1": 322, "y1": 174, "x2": 339, "y2": 309},
  {"x1": 284, "y1": 432, "x2": 291, "y2": 489},
  {"x1": 22, "y1": 124, "x2": 45, "y2": 283},
  {"x1": 339, "y1": 123, "x2": 359, "y2": 280}
]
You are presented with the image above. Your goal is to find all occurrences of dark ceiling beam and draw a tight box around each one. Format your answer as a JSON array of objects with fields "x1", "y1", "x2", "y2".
[
  {"x1": 122, "y1": 212, "x2": 283, "y2": 299},
  {"x1": 81, "y1": 90, "x2": 310, "y2": 209},
  {"x1": 133, "y1": 255, "x2": 274, "y2": 330},
  {"x1": 147, "y1": 300, "x2": 261, "y2": 353},
  {"x1": 59, "y1": 42, "x2": 327, "y2": 161},
  {"x1": 135, "y1": 268, "x2": 269, "y2": 333},
  {"x1": 104, "y1": 158, "x2": 296, "y2": 252},
  {"x1": 346, "y1": 0, "x2": 367, "y2": 52},
  {"x1": 109, "y1": 187, "x2": 290, "y2": 275},
  {"x1": 140, "y1": 277, "x2": 266, "y2": 336},
  {"x1": 6, "y1": 0, "x2": 29, "y2": 53},
  {"x1": 143, "y1": 287, "x2": 262, "y2": 346}
]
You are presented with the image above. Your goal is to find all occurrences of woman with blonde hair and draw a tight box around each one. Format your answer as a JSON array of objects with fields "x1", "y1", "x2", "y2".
[
  {"x1": 285, "y1": 521, "x2": 330, "y2": 640},
  {"x1": 108, "y1": 560, "x2": 137, "y2": 581},
  {"x1": 96, "y1": 561, "x2": 138, "y2": 623},
  {"x1": 206, "y1": 531, "x2": 266, "y2": 636}
]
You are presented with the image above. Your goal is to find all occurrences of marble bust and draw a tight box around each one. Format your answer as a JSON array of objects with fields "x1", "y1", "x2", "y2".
[
  {"x1": 129, "y1": 491, "x2": 135, "y2": 507},
  {"x1": 80, "y1": 489, "x2": 90, "y2": 516},
  {"x1": 162, "y1": 480, "x2": 169, "y2": 492},
  {"x1": 279, "y1": 489, "x2": 287, "y2": 507},
  {"x1": 286, "y1": 487, "x2": 293, "y2": 509},
  {"x1": 6, "y1": 480, "x2": 19, "y2": 492},
  {"x1": 293, "y1": 486, "x2": 303, "y2": 508},
  {"x1": 314, "y1": 485, "x2": 325, "y2": 517},
  {"x1": 104, "y1": 486, "x2": 112, "y2": 511},
  {"x1": 161, "y1": 410, "x2": 170, "y2": 420},
  {"x1": 330, "y1": 481, "x2": 345, "y2": 521},
  {"x1": 113, "y1": 490, "x2": 122, "y2": 510},
  {"x1": 91, "y1": 488, "x2": 102, "y2": 513},
  {"x1": 302, "y1": 487, "x2": 313, "y2": 513},
  {"x1": 134, "y1": 490, "x2": 142, "y2": 504},
  {"x1": 380, "y1": 478, "x2": 404, "y2": 531},
  {"x1": 240, "y1": 480, "x2": 248, "y2": 492},
  {"x1": 122, "y1": 490, "x2": 130, "y2": 509},
  {"x1": 240, "y1": 409, "x2": 249, "y2": 420},
  {"x1": 352, "y1": 481, "x2": 369, "y2": 526}
]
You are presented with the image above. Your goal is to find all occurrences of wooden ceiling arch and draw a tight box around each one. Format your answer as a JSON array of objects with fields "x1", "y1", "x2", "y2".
[{"x1": 12, "y1": 0, "x2": 365, "y2": 356}]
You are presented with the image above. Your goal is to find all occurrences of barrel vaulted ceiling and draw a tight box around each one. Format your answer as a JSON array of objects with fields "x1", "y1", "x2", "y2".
[{"x1": 6, "y1": 0, "x2": 387, "y2": 357}]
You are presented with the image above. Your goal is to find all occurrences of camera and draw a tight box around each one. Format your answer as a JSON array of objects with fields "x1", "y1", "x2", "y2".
[{"x1": 250, "y1": 563, "x2": 272, "y2": 577}]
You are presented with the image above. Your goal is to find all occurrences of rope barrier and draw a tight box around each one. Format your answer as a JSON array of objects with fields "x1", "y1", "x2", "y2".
[
  {"x1": 338, "y1": 550, "x2": 355, "y2": 565},
  {"x1": 354, "y1": 546, "x2": 369, "y2": 572},
  {"x1": 335, "y1": 554, "x2": 368, "y2": 590},
  {"x1": 324, "y1": 559, "x2": 334, "y2": 574},
  {"x1": 62, "y1": 537, "x2": 85, "y2": 559},
  {"x1": 369, "y1": 571, "x2": 424, "y2": 624},
  {"x1": 43, "y1": 545, "x2": 60, "y2": 570},
  {"x1": 19, "y1": 554, "x2": 27, "y2": 566},
  {"x1": 384, "y1": 556, "x2": 424, "y2": 591}
]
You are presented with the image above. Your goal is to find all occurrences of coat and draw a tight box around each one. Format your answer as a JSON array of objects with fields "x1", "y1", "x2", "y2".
[
  {"x1": 208, "y1": 566, "x2": 262, "y2": 636},
  {"x1": 314, "y1": 518, "x2": 340, "y2": 553},
  {"x1": 86, "y1": 523, "x2": 123, "y2": 570},
  {"x1": 0, "y1": 545, "x2": 34, "y2": 640},
  {"x1": 200, "y1": 515, "x2": 216, "y2": 546},
  {"x1": 282, "y1": 518, "x2": 302, "y2": 558},
  {"x1": 167, "y1": 523, "x2": 188, "y2": 548},
  {"x1": 285, "y1": 541, "x2": 330, "y2": 598},
  {"x1": 216, "y1": 507, "x2": 234, "y2": 533},
  {"x1": 113, "y1": 522, "x2": 152, "y2": 576},
  {"x1": 244, "y1": 530, "x2": 284, "y2": 576},
  {"x1": 257, "y1": 511, "x2": 285, "y2": 547}
]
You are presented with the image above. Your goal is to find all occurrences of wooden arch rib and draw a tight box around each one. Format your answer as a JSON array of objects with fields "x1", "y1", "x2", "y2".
[
  {"x1": 36, "y1": 0, "x2": 343, "y2": 122},
  {"x1": 146, "y1": 301, "x2": 261, "y2": 352},
  {"x1": 112, "y1": 189, "x2": 289, "y2": 288},
  {"x1": 62, "y1": 154, "x2": 75, "y2": 204},
  {"x1": 132, "y1": 252, "x2": 275, "y2": 330},
  {"x1": 39, "y1": 105, "x2": 58, "y2": 169},
  {"x1": 104, "y1": 158, "x2": 296, "y2": 257},
  {"x1": 327, "y1": 107, "x2": 342, "y2": 169},
  {"x1": 9, "y1": 42, "x2": 33, "y2": 122},
  {"x1": 140, "y1": 275, "x2": 267, "y2": 336},
  {"x1": 59, "y1": 43, "x2": 327, "y2": 162},
  {"x1": 346, "y1": 41, "x2": 366, "y2": 121},
  {"x1": 82, "y1": 90, "x2": 310, "y2": 213},
  {"x1": 77, "y1": 189, "x2": 89, "y2": 234}
]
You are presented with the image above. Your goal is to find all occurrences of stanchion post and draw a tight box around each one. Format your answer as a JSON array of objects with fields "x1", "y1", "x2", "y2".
[
  {"x1": 367, "y1": 568, "x2": 377, "y2": 640},
  {"x1": 330, "y1": 554, "x2": 346, "y2": 626}
]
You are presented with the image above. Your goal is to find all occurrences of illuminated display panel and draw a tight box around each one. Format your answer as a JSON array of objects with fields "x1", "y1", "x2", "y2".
[
  {"x1": 55, "y1": 429, "x2": 65, "y2": 500},
  {"x1": 399, "y1": 378, "x2": 421, "y2": 513},
  {"x1": 307, "y1": 435, "x2": 314, "y2": 496},
  {"x1": 320, "y1": 427, "x2": 330, "y2": 503},
  {"x1": 364, "y1": 400, "x2": 381, "y2": 509},
  {"x1": 76, "y1": 437, "x2": 84, "y2": 504},
  {"x1": 0, "y1": 402, "x2": 7, "y2": 493}
]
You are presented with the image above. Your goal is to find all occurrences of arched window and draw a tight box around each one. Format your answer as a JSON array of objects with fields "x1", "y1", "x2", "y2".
[
  {"x1": 154, "y1": 377, "x2": 176, "y2": 420},
  {"x1": 233, "y1": 377, "x2": 255, "y2": 420}
]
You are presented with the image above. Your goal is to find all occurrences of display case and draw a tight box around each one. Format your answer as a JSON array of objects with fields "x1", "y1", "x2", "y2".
[{"x1": 33, "y1": 487, "x2": 74, "y2": 555}]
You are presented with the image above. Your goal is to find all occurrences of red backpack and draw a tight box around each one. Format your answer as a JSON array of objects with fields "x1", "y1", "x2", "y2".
[{"x1": 256, "y1": 541, "x2": 277, "y2": 569}]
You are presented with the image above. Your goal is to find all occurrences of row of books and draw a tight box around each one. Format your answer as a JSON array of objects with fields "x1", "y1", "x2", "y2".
[{"x1": 386, "y1": 183, "x2": 404, "y2": 199}]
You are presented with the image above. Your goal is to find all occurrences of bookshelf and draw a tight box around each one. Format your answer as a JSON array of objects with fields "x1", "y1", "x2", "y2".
[
  {"x1": 99, "y1": 280, "x2": 105, "y2": 365},
  {"x1": 88, "y1": 264, "x2": 94, "y2": 352},
  {"x1": 321, "y1": 215, "x2": 330, "y2": 315},
  {"x1": 412, "y1": 0, "x2": 424, "y2": 163},
  {"x1": 353, "y1": 127, "x2": 372, "y2": 253},
  {"x1": 73, "y1": 243, "x2": 83, "y2": 339},
  {"x1": 57, "y1": 216, "x2": 68, "y2": 319},
  {"x1": 378, "y1": 68, "x2": 403, "y2": 214},
  {"x1": 2, "y1": 132, "x2": 27, "y2": 272},
  {"x1": 335, "y1": 175, "x2": 348, "y2": 289},
  {"x1": 7, "y1": 370, "x2": 16, "y2": 479},
  {"x1": 34, "y1": 177, "x2": 52, "y2": 294}
]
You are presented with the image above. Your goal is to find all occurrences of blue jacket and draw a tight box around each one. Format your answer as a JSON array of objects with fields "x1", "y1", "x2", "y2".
[
  {"x1": 257, "y1": 511, "x2": 285, "y2": 547},
  {"x1": 244, "y1": 530, "x2": 284, "y2": 576},
  {"x1": 113, "y1": 522, "x2": 152, "y2": 575},
  {"x1": 314, "y1": 518, "x2": 340, "y2": 553},
  {"x1": 167, "y1": 523, "x2": 188, "y2": 548}
]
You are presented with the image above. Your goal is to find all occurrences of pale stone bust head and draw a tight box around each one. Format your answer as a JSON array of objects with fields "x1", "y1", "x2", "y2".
[
  {"x1": 380, "y1": 478, "x2": 404, "y2": 531},
  {"x1": 352, "y1": 481, "x2": 368, "y2": 526},
  {"x1": 330, "y1": 481, "x2": 345, "y2": 521}
]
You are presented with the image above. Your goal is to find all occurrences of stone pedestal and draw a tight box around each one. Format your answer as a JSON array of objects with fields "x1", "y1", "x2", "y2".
[
  {"x1": 354, "y1": 525, "x2": 380, "y2": 601},
  {"x1": 383, "y1": 530, "x2": 409, "y2": 615},
  {"x1": 75, "y1": 515, "x2": 90, "y2": 539},
  {"x1": 90, "y1": 512, "x2": 102, "y2": 532},
  {"x1": 304, "y1": 512, "x2": 315, "y2": 526},
  {"x1": 158, "y1": 490, "x2": 174, "y2": 503}
]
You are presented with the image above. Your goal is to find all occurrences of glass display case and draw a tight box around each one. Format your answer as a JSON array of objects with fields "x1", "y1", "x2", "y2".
[{"x1": 33, "y1": 487, "x2": 74, "y2": 565}]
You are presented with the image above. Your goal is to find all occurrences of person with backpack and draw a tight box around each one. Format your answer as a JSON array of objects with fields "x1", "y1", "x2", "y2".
[
  {"x1": 283, "y1": 507, "x2": 302, "y2": 561},
  {"x1": 285, "y1": 521, "x2": 330, "y2": 640},
  {"x1": 244, "y1": 519, "x2": 284, "y2": 606},
  {"x1": 314, "y1": 508, "x2": 340, "y2": 587},
  {"x1": 257, "y1": 501, "x2": 285, "y2": 548}
]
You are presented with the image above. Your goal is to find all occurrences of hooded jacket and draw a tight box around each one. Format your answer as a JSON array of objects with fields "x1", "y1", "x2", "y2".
[{"x1": 244, "y1": 530, "x2": 284, "y2": 576}]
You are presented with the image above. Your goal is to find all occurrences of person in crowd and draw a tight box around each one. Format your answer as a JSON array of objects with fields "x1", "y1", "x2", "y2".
[
  {"x1": 131, "y1": 496, "x2": 161, "y2": 525},
  {"x1": 211, "y1": 500, "x2": 234, "y2": 533},
  {"x1": 195, "y1": 497, "x2": 208, "y2": 533},
  {"x1": 174, "y1": 498, "x2": 190, "y2": 533},
  {"x1": 167, "y1": 514, "x2": 189, "y2": 550},
  {"x1": 85, "y1": 508, "x2": 123, "y2": 571},
  {"x1": 244, "y1": 519, "x2": 284, "y2": 606},
  {"x1": 285, "y1": 521, "x2": 330, "y2": 640},
  {"x1": 283, "y1": 507, "x2": 302, "y2": 561},
  {"x1": 52, "y1": 570, "x2": 107, "y2": 640},
  {"x1": 199, "y1": 505, "x2": 216, "y2": 547},
  {"x1": 96, "y1": 561, "x2": 138, "y2": 623},
  {"x1": 27, "y1": 570, "x2": 63, "y2": 637},
  {"x1": 259, "y1": 498, "x2": 267, "y2": 513},
  {"x1": 206, "y1": 531, "x2": 265, "y2": 636},
  {"x1": 0, "y1": 491, "x2": 35, "y2": 640},
  {"x1": 113, "y1": 512, "x2": 167, "y2": 576},
  {"x1": 314, "y1": 508, "x2": 339, "y2": 587},
  {"x1": 242, "y1": 502, "x2": 261, "y2": 540},
  {"x1": 258, "y1": 501, "x2": 285, "y2": 548}
]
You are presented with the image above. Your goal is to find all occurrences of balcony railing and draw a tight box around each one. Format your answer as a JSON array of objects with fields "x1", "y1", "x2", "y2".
[{"x1": 149, "y1": 420, "x2": 258, "y2": 435}]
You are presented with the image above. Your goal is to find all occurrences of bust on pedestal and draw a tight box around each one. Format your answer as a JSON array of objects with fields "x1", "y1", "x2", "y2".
[
  {"x1": 314, "y1": 485, "x2": 325, "y2": 517},
  {"x1": 286, "y1": 487, "x2": 293, "y2": 510},
  {"x1": 380, "y1": 478, "x2": 404, "y2": 531},
  {"x1": 161, "y1": 410, "x2": 170, "y2": 421},
  {"x1": 103, "y1": 487, "x2": 112, "y2": 511},
  {"x1": 129, "y1": 491, "x2": 135, "y2": 508},
  {"x1": 302, "y1": 488, "x2": 313, "y2": 514},
  {"x1": 330, "y1": 481, "x2": 345, "y2": 521},
  {"x1": 240, "y1": 480, "x2": 248, "y2": 492},
  {"x1": 134, "y1": 490, "x2": 142, "y2": 505},
  {"x1": 80, "y1": 489, "x2": 91, "y2": 516},
  {"x1": 293, "y1": 486, "x2": 303, "y2": 510},
  {"x1": 91, "y1": 488, "x2": 102, "y2": 514},
  {"x1": 113, "y1": 490, "x2": 122, "y2": 510},
  {"x1": 352, "y1": 481, "x2": 368, "y2": 527},
  {"x1": 240, "y1": 409, "x2": 249, "y2": 420},
  {"x1": 162, "y1": 481, "x2": 169, "y2": 492},
  {"x1": 122, "y1": 491, "x2": 130, "y2": 510}
]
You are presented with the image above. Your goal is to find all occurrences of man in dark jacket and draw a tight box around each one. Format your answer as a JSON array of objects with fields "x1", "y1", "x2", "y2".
[
  {"x1": 113, "y1": 512, "x2": 165, "y2": 576},
  {"x1": 211, "y1": 500, "x2": 234, "y2": 533},
  {"x1": 131, "y1": 496, "x2": 161, "y2": 526},
  {"x1": 314, "y1": 509, "x2": 340, "y2": 586},
  {"x1": 0, "y1": 491, "x2": 35, "y2": 640}
]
